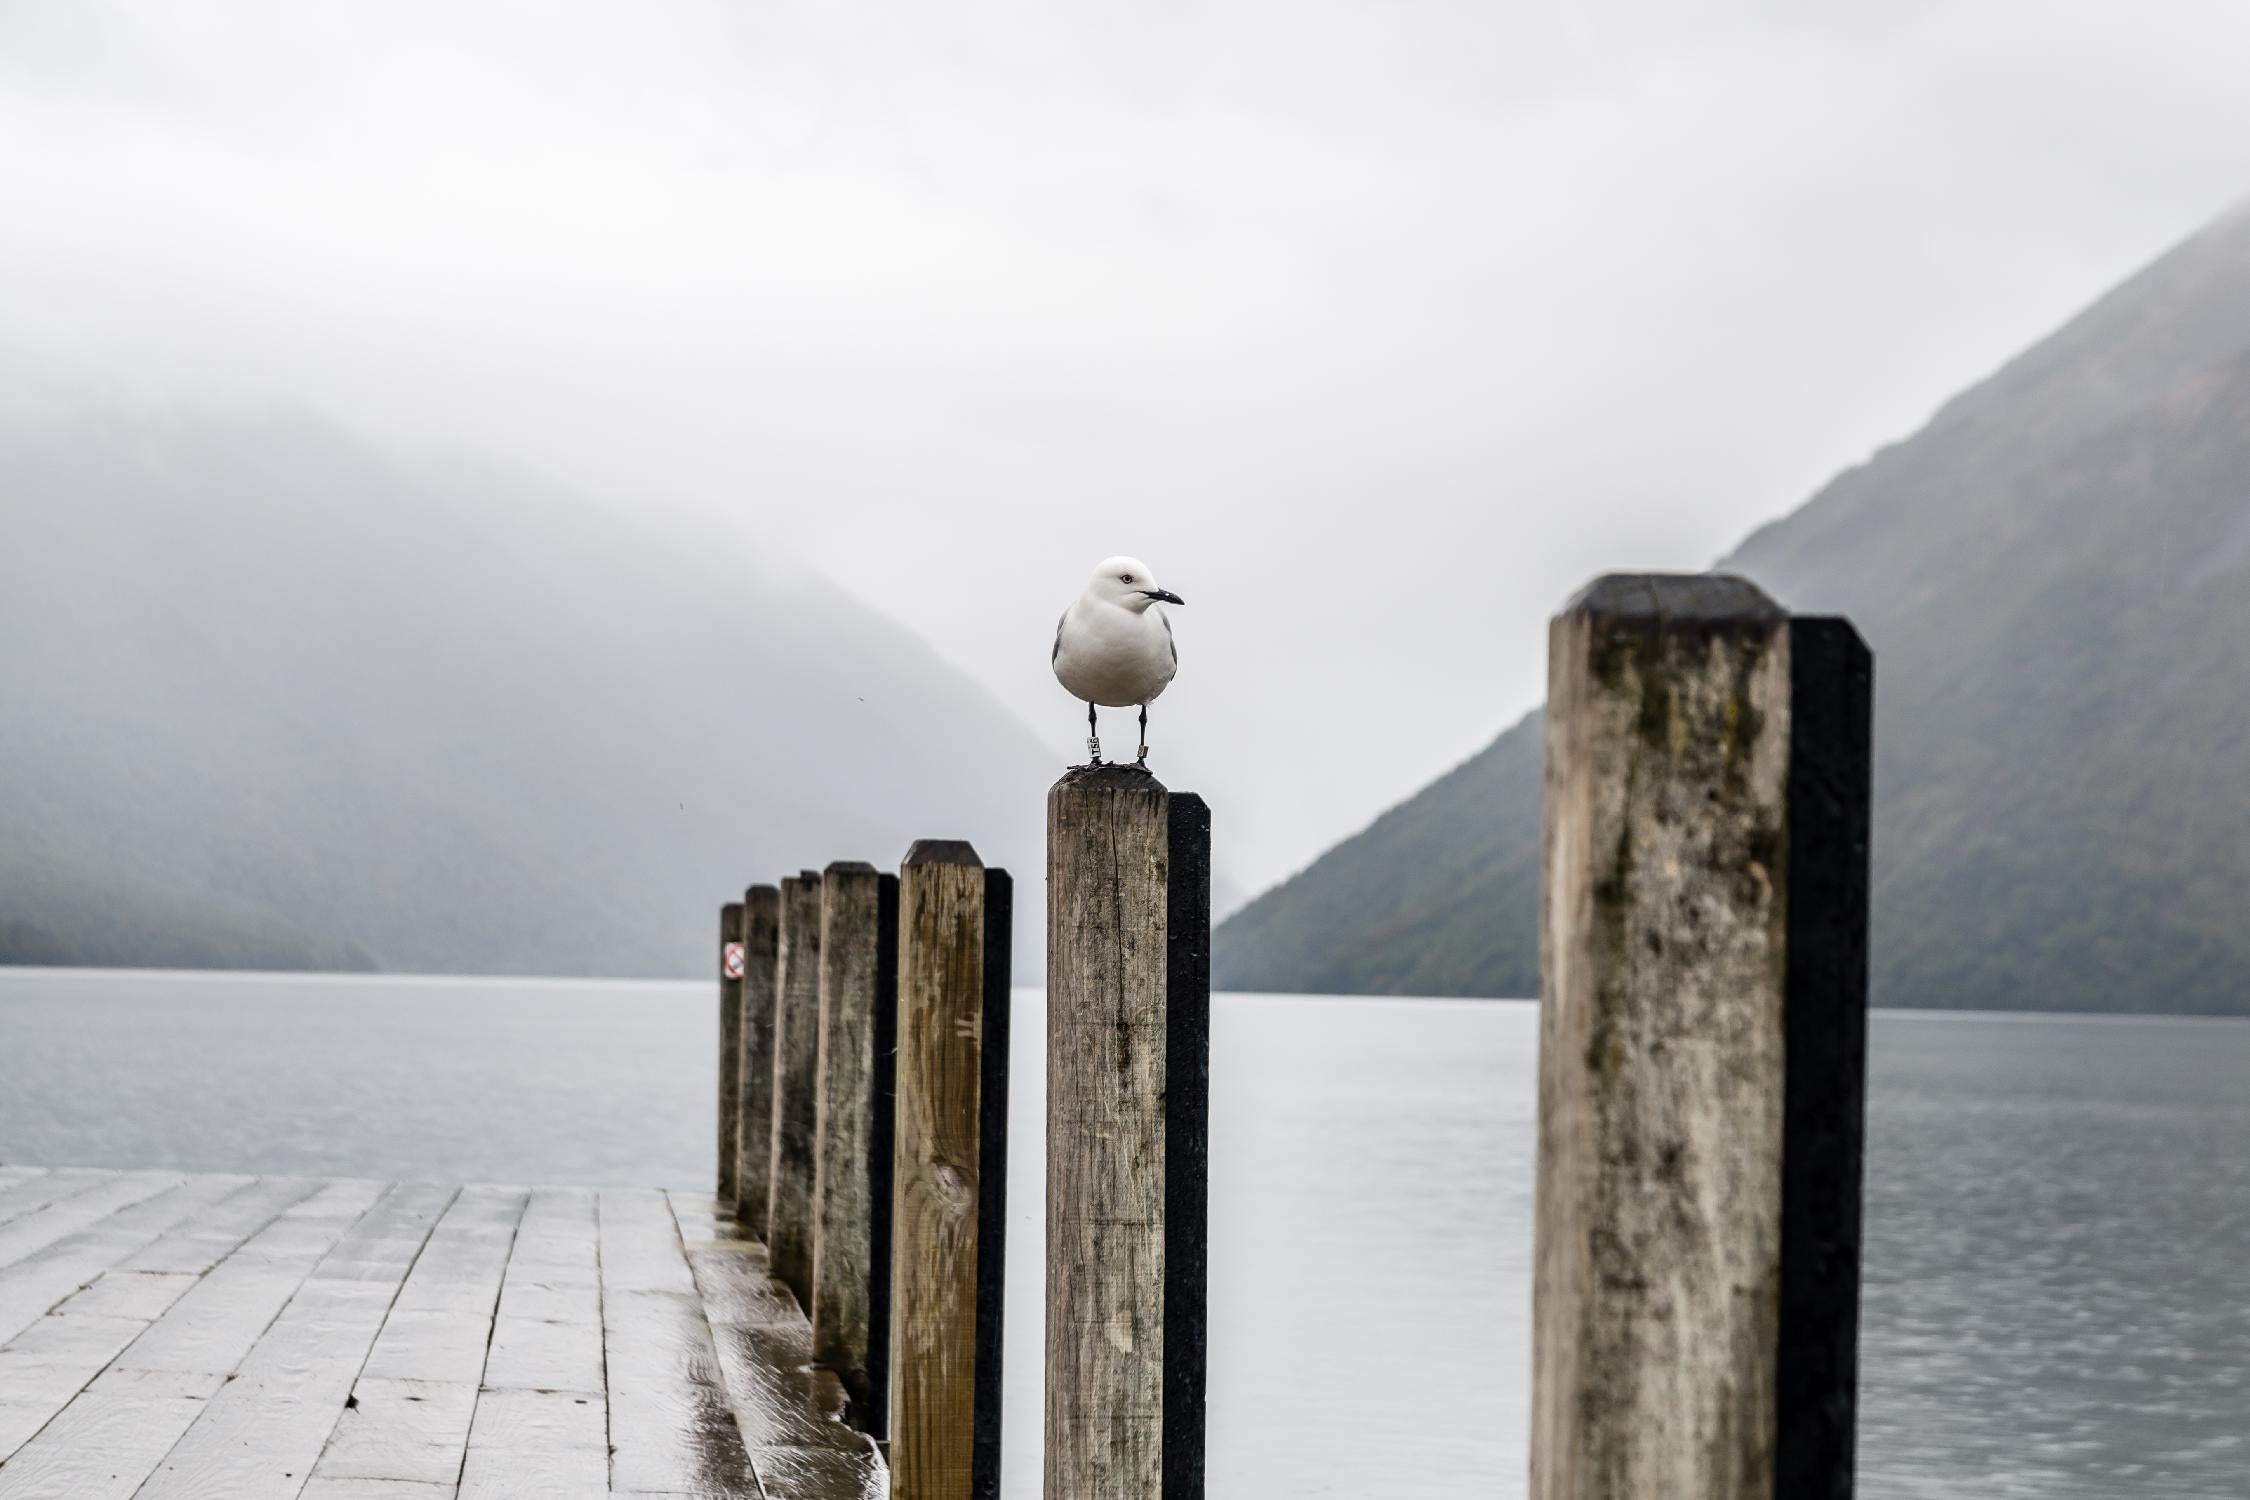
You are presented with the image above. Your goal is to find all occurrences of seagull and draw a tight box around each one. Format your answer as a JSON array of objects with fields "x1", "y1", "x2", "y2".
[{"x1": 1052, "y1": 555, "x2": 1184, "y2": 765}]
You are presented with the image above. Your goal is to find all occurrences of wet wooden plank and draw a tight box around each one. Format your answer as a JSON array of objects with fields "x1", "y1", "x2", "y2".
[
  {"x1": 754, "y1": 1446, "x2": 887, "y2": 1500},
  {"x1": 456, "y1": 1387, "x2": 607, "y2": 1500},
  {"x1": 0, "y1": 1367, "x2": 224, "y2": 1500},
  {"x1": 0, "y1": 1174, "x2": 255, "y2": 1345},
  {"x1": 310, "y1": 1184, "x2": 458, "y2": 1285},
  {"x1": 350, "y1": 1187, "x2": 528, "y2": 1386},
  {"x1": 312, "y1": 1377, "x2": 480, "y2": 1490},
  {"x1": 670, "y1": 1196, "x2": 792, "y2": 1330},
  {"x1": 0, "y1": 1310, "x2": 150, "y2": 1455},
  {"x1": 480, "y1": 1190, "x2": 601, "y2": 1395},
  {"x1": 299, "y1": 1479, "x2": 457, "y2": 1499},
  {"x1": 598, "y1": 1188, "x2": 696, "y2": 1297},
  {"x1": 0, "y1": 1178, "x2": 269, "y2": 1465},
  {"x1": 113, "y1": 1180, "x2": 387, "y2": 1378},
  {"x1": 55, "y1": 1269, "x2": 200, "y2": 1321},
  {"x1": 315, "y1": 1187, "x2": 528, "y2": 1491},
  {"x1": 672, "y1": 1194, "x2": 876, "y2": 1493},
  {"x1": 709, "y1": 1321, "x2": 865, "y2": 1456},
  {"x1": 134, "y1": 1185, "x2": 451, "y2": 1500},
  {"x1": 600, "y1": 1189, "x2": 760, "y2": 1495},
  {"x1": 496, "y1": 1187, "x2": 598, "y2": 1288},
  {"x1": 119, "y1": 1177, "x2": 323, "y2": 1275},
  {"x1": 0, "y1": 1170, "x2": 179, "y2": 1273},
  {"x1": 0, "y1": 1170, "x2": 113, "y2": 1229}
]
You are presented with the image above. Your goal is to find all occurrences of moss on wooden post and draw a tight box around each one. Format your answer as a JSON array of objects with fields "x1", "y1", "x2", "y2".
[
  {"x1": 889, "y1": 840, "x2": 1012, "y2": 1500},
  {"x1": 1045, "y1": 764, "x2": 1209, "y2": 1500},
  {"x1": 768, "y1": 869, "x2": 824, "y2": 1306},
  {"x1": 735, "y1": 884, "x2": 780, "y2": 1233},
  {"x1": 1534, "y1": 574, "x2": 1870, "y2": 1500},
  {"x1": 810, "y1": 860, "x2": 899, "y2": 1434}
]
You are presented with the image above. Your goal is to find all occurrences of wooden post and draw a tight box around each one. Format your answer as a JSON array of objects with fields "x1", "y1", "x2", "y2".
[
  {"x1": 889, "y1": 840, "x2": 1013, "y2": 1500},
  {"x1": 810, "y1": 860, "x2": 900, "y2": 1434},
  {"x1": 767, "y1": 869, "x2": 824, "y2": 1305},
  {"x1": 735, "y1": 884, "x2": 781, "y2": 1234},
  {"x1": 1045, "y1": 765, "x2": 1210, "y2": 1500},
  {"x1": 717, "y1": 901, "x2": 745, "y2": 1201},
  {"x1": 1533, "y1": 574, "x2": 1871, "y2": 1500}
]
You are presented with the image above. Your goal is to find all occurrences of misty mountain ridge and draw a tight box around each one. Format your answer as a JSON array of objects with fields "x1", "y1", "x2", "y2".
[
  {"x1": 1216, "y1": 199, "x2": 2250, "y2": 1014},
  {"x1": 1, "y1": 398, "x2": 1056, "y2": 977}
]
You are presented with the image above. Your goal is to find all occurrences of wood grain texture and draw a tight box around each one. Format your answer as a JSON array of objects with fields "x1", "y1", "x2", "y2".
[
  {"x1": 888, "y1": 844, "x2": 1008, "y2": 1500},
  {"x1": 315, "y1": 1186, "x2": 529, "y2": 1491},
  {"x1": 113, "y1": 1180, "x2": 387, "y2": 1379},
  {"x1": 0, "y1": 1173, "x2": 255, "y2": 1344},
  {"x1": 719, "y1": 901, "x2": 748, "y2": 1202},
  {"x1": 766, "y1": 871, "x2": 825, "y2": 1306},
  {"x1": 355, "y1": 1185, "x2": 528, "y2": 1386},
  {"x1": 0, "y1": 1170, "x2": 895, "y2": 1499},
  {"x1": 736, "y1": 886, "x2": 782, "y2": 1235},
  {"x1": 1045, "y1": 764, "x2": 1176, "y2": 1500},
  {"x1": 598, "y1": 1189, "x2": 760, "y2": 1495},
  {"x1": 1534, "y1": 574, "x2": 1843, "y2": 1500},
  {"x1": 481, "y1": 1189, "x2": 601, "y2": 1395},
  {"x1": 670, "y1": 1195, "x2": 874, "y2": 1498},
  {"x1": 117, "y1": 1177, "x2": 323, "y2": 1276},
  {"x1": 0, "y1": 1170, "x2": 178, "y2": 1274},
  {"x1": 0, "y1": 1367, "x2": 224, "y2": 1500},
  {"x1": 456, "y1": 1386, "x2": 607, "y2": 1499},
  {"x1": 809, "y1": 861, "x2": 896, "y2": 1434},
  {"x1": 0, "y1": 1169, "x2": 111, "y2": 1228},
  {"x1": 135, "y1": 1184, "x2": 453, "y2": 1500}
]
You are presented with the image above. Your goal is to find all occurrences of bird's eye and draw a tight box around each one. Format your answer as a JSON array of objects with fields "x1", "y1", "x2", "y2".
[{"x1": 1120, "y1": 574, "x2": 1134, "y2": 584}]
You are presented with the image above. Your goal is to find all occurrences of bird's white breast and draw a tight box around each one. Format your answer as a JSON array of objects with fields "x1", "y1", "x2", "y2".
[{"x1": 1053, "y1": 598, "x2": 1177, "y2": 707}]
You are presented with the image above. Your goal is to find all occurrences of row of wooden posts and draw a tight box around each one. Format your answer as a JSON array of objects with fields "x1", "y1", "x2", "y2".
[
  {"x1": 710, "y1": 574, "x2": 1872, "y2": 1500},
  {"x1": 714, "y1": 764, "x2": 1209, "y2": 1500}
]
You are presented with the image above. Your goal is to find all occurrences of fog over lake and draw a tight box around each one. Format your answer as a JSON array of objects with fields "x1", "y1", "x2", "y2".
[{"x1": 4, "y1": 969, "x2": 2245, "y2": 1498}]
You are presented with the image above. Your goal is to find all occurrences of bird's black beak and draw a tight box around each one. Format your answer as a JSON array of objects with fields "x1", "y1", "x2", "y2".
[{"x1": 1142, "y1": 589, "x2": 1185, "y2": 606}]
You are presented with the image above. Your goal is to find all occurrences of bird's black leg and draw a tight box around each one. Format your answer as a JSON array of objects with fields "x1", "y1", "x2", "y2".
[
  {"x1": 1086, "y1": 701, "x2": 1103, "y2": 766},
  {"x1": 1136, "y1": 704, "x2": 1149, "y2": 764}
]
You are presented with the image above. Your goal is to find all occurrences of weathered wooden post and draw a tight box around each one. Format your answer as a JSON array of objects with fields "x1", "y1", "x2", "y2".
[
  {"x1": 1533, "y1": 574, "x2": 1871, "y2": 1500},
  {"x1": 888, "y1": 840, "x2": 1013, "y2": 1500},
  {"x1": 767, "y1": 869, "x2": 824, "y2": 1305},
  {"x1": 1045, "y1": 765, "x2": 1210, "y2": 1500},
  {"x1": 717, "y1": 901, "x2": 746, "y2": 1201},
  {"x1": 810, "y1": 860, "x2": 900, "y2": 1434},
  {"x1": 735, "y1": 884, "x2": 781, "y2": 1233}
]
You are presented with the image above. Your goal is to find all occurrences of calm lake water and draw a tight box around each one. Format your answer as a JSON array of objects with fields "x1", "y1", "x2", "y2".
[{"x1": 3, "y1": 968, "x2": 2248, "y2": 1497}]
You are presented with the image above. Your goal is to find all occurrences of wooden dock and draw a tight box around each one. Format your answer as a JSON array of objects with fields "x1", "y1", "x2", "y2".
[
  {"x1": 0, "y1": 574, "x2": 1877, "y2": 1500},
  {"x1": 0, "y1": 1164, "x2": 879, "y2": 1499}
]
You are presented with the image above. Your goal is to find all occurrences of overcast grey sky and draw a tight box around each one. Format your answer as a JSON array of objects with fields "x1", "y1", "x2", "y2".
[{"x1": 4, "y1": 0, "x2": 2248, "y2": 896}]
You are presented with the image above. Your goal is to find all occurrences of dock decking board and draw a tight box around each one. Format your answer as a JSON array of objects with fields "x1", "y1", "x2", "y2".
[{"x1": 0, "y1": 1169, "x2": 873, "y2": 1497}]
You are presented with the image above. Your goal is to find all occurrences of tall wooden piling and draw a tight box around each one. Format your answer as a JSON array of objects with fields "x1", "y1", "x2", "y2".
[
  {"x1": 810, "y1": 861, "x2": 900, "y2": 1434},
  {"x1": 1045, "y1": 764, "x2": 1210, "y2": 1500},
  {"x1": 768, "y1": 869, "x2": 824, "y2": 1305},
  {"x1": 889, "y1": 840, "x2": 1013, "y2": 1500},
  {"x1": 735, "y1": 884, "x2": 781, "y2": 1233},
  {"x1": 717, "y1": 901, "x2": 746, "y2": 1201},
  {"x1": 1532, "y1": 574, "x2": 1871, "y2": 1500}
]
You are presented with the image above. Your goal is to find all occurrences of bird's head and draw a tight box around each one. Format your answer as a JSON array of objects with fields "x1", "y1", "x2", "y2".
[{"x1": 1088, "y1": 555, "x2": 1184, "y2": 613}]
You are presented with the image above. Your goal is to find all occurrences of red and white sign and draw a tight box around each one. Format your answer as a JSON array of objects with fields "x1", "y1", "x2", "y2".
[{"x1": 722, "y1": 942, "x2": 746, "y2": 980}]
